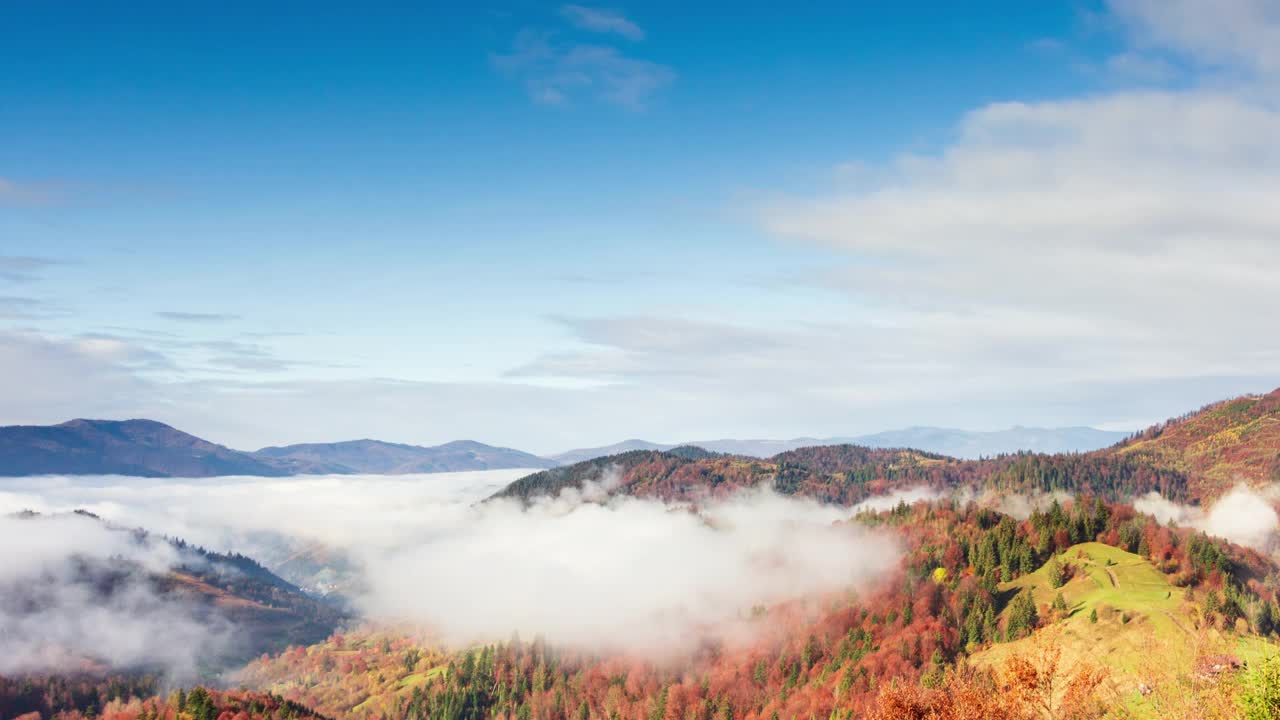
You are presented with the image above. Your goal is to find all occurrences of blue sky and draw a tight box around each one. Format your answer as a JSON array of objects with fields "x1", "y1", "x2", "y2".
[{"x1": 2, "y1": 1, "x2": 1279, "y2": 452}]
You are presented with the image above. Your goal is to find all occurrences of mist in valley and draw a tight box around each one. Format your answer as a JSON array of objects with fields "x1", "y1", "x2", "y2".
[{"x1": 1, "y1": 470, "x2": 902, "y2": 662}]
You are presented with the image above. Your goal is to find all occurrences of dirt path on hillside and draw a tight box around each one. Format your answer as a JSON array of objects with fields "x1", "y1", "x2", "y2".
[
  {"x1": 1104, "y1": 566, "x2": 1120, "y2": 588},
  {"x1": 1165, "y1": 611, "x2": 1195, "y2": 638}
]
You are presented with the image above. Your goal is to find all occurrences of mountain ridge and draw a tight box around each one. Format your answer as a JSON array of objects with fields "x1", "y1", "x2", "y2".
[
  {"x1": 0, "y1": 419, "x2": 555, "y2": 477},
  {"x1": 253, "y1": 437, "x2": 556, "y2": 474},
  {"x1": 551, "y1": 425, "x2": 1131, "y2": 464}
]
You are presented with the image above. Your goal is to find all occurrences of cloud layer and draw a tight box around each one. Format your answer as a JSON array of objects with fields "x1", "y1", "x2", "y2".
[{"x1": 1, "y1": 471, "x2": 901, "y2": 656}]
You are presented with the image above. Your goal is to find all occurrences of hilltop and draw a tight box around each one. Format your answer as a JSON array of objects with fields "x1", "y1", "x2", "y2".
[
  {"x1": 0, "y1": 419, "x2": 290, "y2": 478},
  {"x1": 973, "y1": 542, "x2": 1275, "y2": 716}
]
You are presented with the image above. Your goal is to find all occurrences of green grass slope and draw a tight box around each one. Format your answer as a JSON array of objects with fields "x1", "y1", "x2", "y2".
[{"x1": 973, "y1": 542, "x2": 1277, "y2": 717}]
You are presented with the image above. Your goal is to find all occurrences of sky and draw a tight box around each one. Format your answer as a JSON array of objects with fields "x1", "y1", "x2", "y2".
[{"x1": 2, "y1": 0, "x2": 1279, "y2": 453}]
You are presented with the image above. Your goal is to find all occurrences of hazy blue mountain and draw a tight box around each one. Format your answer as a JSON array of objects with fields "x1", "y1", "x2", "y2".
[
  {"x1": 548, "y1": 439, "x2": 673, "y2": 465},
  {"x1": 0, "y1": 419, "x2": 555, "y2": 477},
  {"x1": 551, "y1": 426, "x2": 1130, "y2": 463},
  {"x1": 253, "y1": 438, "x2": 556, "y2": 474},
  {"x1": 840, "y1": 426, "x2": 1130, "y2": 459},
  {"x1": 0, "y1": 418, "x2": 290, "y2": 477}
]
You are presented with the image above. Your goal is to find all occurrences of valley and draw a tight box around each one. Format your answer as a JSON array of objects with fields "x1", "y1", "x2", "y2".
[{"x1": 3, "y1": 389, "x2": 1280, "y2": 719}]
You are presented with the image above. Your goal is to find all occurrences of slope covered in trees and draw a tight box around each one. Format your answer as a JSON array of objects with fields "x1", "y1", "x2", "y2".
[
  {"x1": 1107, "y1": 387, "x2": 1280, "y2": 499},
  {"x1": 492, "y1": 442, "x2": 1193, "y2": 507},
  {"x1": 0, "y1": 676, "x2": 330, "y2": 720},
  {"x1": 239, "y1": 494, "x2": 1280, "y2": 720}
]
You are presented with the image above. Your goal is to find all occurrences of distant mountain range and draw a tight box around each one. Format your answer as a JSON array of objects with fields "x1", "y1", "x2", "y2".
[
  {"x1": 254, "y1": 438, "x2": 555, "y2": 474},
  {"x1": 0, "y1": 419, "x2": 554, "y2": 478},
  {"x1": 551, "y1": 426, "x2": 1130, "y2": 464},
  {"x1": 0, "y1": 417, "x2": 1130, "y2": 478}
]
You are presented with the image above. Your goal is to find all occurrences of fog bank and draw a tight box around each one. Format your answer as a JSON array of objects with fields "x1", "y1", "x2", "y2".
[
  {"x1": 1, "y1": 471, "x2": 900, "y2": 656},
  {"x1": 1134, "y1": 484, "x2": 1280, "y2": 550}
]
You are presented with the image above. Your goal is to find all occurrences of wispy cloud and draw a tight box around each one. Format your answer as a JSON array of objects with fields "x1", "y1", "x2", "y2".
[
  {"x1": 493, "y1": 12, "x2": 673, "y2": 109},
  {"x1": 0, "y1": 178, "x2": 63, "y2": 207},
  {"x1": 0, "y1": 256, "x2": 64, "y2": 284},
  {"x1": 0, "y1": 296, "x2": 56, "y2": 320},
  {"x1": 560, "y1": 4, "x2": 644, "y2": 41},
  {"x1": 155, "y1": 311, "x2": 242, "y2": 323},
  {"x1": 1108, "y1": 0, "x2": 1280, "y2": 79}
]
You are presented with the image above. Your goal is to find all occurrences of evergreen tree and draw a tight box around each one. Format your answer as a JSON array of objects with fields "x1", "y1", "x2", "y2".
[{"x1": 1006, "y1": 589, "x2": 1039, "y2": 640}]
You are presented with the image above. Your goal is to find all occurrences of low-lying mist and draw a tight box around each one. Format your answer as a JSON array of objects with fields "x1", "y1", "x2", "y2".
[
  {"x1": 0, "y1": 512, "x2": 231, "y2": 679},
  {"x1": 366, "y1": 483, "x2": 900, "y2": 653},
  {"x1": 0, "y1": 470, "x2": 901, "y2": 660},
  {"x1": 1134, "y1": 484, "x2": 1280, "y2": 550}
]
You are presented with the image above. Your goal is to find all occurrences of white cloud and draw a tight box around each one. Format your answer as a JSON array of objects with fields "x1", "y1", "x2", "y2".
[
  {"x1": 0, "y1": 513, "x2": 231, "y2": 678},
  {"x1": 760, "y1": 88, "x2": 1280, "y2": 388},
  {"x1": 0, "y1": 331, "x2": 164, "y2": 423},
  {"x1": 1108, "y1": 0, "x2": 1280, "y2": 78},
  {"x1": 561, "y1": 5, "x2": 644, "y2": 41},
  {"x1": 852, "y1": 486, "x2": 942, "y2": 513}
]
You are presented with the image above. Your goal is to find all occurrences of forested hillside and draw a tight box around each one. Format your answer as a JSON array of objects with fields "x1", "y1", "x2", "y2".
[
  {"x1": 238, "y1": 496, "x2": 1280, "y2": 720},
  {"x1": 493, "y1": 443, "x2": 1192, "y2": 506},
  {"x1": 1109, "y1": 388, "x2": 1280, "y2": 499}
]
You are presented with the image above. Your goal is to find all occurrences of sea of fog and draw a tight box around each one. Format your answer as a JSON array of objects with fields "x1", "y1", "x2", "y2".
[{"x1": 0, "y1": 470, "x2": 901, "y2": 662}]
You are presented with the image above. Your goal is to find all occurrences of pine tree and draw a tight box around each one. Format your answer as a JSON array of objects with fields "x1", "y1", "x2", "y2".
[{"x1": 1006, "y1": 589, "x2": 1039, "y2": 640}]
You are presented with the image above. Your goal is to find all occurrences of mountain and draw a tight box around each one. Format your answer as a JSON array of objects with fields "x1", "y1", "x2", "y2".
[
  {"x1": 1107, "y1": 387, "x2": 1280, "y2": 498},
  {"x1": 848, "y1": 425, "x2": 1130, "y2": 458},
  {"x1": 551, "y1": 426, "x2": 1129, "y2": 464},
  {"x1": 548, "y1": 439, "x2": 672, "y2": 465},
  {"x1": 0, "y1": 419, "x2": 555, "y2": 477},
  {"x1": 0, "y1": 419, "x2": 290, "y2": 478},
  {"x1": 253, "y1": 438, "x2": 555, "y2": 474}
]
